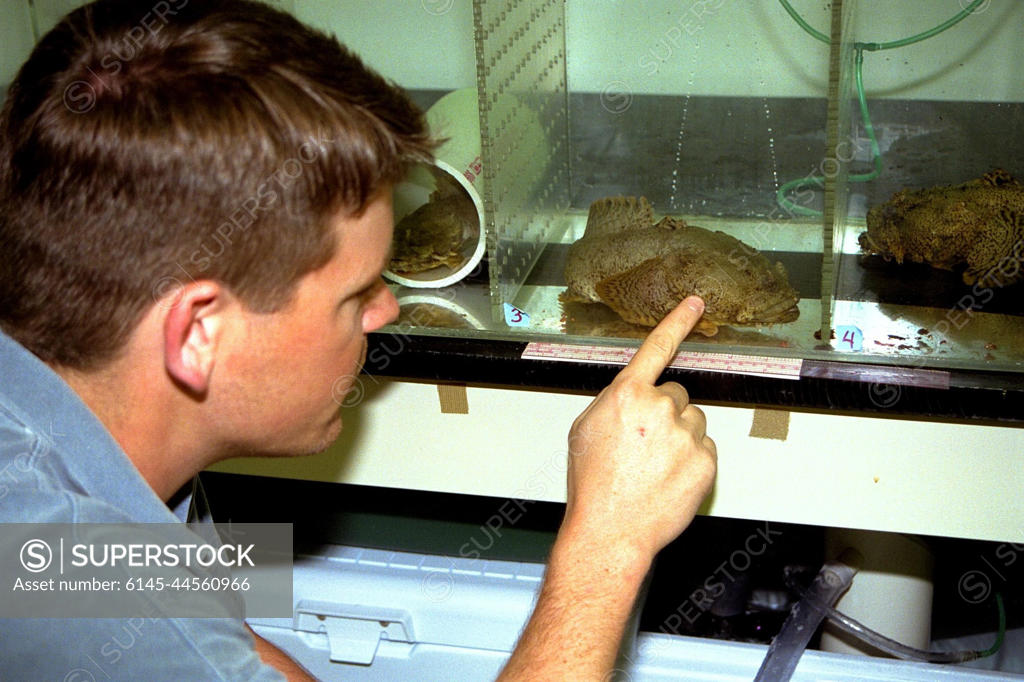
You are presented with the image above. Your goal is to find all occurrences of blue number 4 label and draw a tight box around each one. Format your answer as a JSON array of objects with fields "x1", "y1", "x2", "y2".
[{"x1": 835, "y1": 325, "x2": 863, "y2": 352}]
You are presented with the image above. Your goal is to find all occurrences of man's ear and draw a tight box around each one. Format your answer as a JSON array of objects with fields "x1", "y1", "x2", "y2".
[{"x1": 161, "y1": 281, "x2": 228, "y2": 396}]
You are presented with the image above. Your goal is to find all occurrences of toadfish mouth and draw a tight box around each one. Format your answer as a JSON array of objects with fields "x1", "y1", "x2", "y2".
[
  {"x1": 858, "y1": 230, "x2": 900, "y2": 262},
  {"x1": 734, "y1": 298, "x2": 801, "y2": 325},
  {"x1": 858, "y1": 231, "x2": 882, "y2": 253}
]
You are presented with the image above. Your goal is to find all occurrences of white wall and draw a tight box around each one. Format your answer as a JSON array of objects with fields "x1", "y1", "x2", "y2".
[
  {"x1": 294, "y1": 1, "x2": 477, "y2": 91},
  {"x1": 564, "y1": 0, "x2": 1022, "y2": 101},
  {"x1": 213, "y1": 379, "x2": 1024, "y2": 544},
  {"x1": 0, "y1": 1, "x2": 35, "y2": 88},
  {"x1": 849, "y1": 0, "x2": 1021, "y2": 101},
  {"x1": 8, "y1": 1, "x2": 1020, "y2": 100},
  {"x1": 292, "y1": 1, "x2": 1024, "y2": 101}
]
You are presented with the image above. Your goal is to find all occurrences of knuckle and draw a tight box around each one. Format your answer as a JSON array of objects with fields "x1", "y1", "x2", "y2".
[
  {"x1": 698, "y1": 440, "x2": 718, "y2": 476},
  {"x1": 684, "y1": 428, "x2": 705, "y2": 452},
  {"x1": 661, "y1": 380, "x2": 690, "y2": 404},
  {"x1": 610, "y1": 377, "x2": 644, "y2": 404},
  {"x1": 683, "y1": 403, "x2": 706, "y2": 426},
  {"x1": 645, "y1": 329, "x2": 675, "y2": 356},
  {"x1": 652, "y1": 391, "x2": 678, "y2": 414}
]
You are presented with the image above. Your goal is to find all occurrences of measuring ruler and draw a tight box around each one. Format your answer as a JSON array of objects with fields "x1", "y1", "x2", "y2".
[{"x1": 522, "y1": 342, "x2": 803, "y2": 380}]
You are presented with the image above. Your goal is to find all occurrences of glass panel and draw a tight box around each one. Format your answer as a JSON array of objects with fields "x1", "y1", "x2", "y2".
[
  {"x1": 829, "y1": 0, "x2": 1024, "y2": 371},
  {"x1": 393, "y1": 0, "x2": 837, "y2": 362},
  {"x1": 474, "y1": 0, "x2": 572, "y2": 323},
  {"x1": 382, "y1": 1, "x2": 1024, "y2": 375}
]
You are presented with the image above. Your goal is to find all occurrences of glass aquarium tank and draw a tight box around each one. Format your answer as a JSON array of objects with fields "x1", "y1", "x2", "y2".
[
  {"x1": 824, "y1": 0, "x2": 1024, "y2": 373},
  {"x1": 19, "y1": 1, "x2": 1020, "y2": 380},
  {"x1": 360, "y1": 0, "x2": 1024, "y2": 379}
]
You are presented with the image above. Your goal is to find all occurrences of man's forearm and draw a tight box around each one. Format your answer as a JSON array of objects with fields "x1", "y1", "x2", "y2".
[
  {"x1": 498, "y1": 521, "x2": 651, "y2": 680},
  {"x1": 500, "y1": 297, "x2": 717, "y2": 678},
  {"x1": 247, "y1": 624, "x2": 316, "y2": 681}
]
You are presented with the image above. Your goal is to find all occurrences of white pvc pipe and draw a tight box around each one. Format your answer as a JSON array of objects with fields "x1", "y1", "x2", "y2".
[
  {"x1": 385, "y1": 88, "x2": 487, "y2": 289},
  {"x1": 820, "y1": 528, "x2": 934, "y2": 657}
]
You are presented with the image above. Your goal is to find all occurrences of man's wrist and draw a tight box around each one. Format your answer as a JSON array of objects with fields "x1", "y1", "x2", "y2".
[{"x1": 551, "y1": 514, "x2": 654, "y2": 594}]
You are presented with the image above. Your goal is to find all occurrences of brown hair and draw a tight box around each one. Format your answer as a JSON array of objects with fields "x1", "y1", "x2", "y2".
[{"x1": 0, "y1": 0, "x2": 435, "y2": 369}]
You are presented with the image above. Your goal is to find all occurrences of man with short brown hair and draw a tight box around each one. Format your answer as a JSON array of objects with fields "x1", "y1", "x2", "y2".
[{"x1": 0, "y1": 1, "x2": 715, "y2": 679}]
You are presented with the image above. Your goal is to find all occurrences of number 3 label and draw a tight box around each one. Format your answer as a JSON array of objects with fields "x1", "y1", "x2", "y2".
[{"x1": 504, "y1": 303, "x2": 531, "y2": 328}]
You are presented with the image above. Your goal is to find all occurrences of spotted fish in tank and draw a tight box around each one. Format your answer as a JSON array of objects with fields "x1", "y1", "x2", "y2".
[
  {"x1": 563, "y1": 197, "x2": 800, "y2": 336},
  {"x1": 859, "y1": 169, "x2": 1024, "y2": 287}
]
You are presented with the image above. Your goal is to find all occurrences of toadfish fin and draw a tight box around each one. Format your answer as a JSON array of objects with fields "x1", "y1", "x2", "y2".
[
  {"x1": 654, "y1": 216, "x2": 688, "y2": 231},
  {"x1": 582, "y1": 196, "x2": 655, "y2": 239},
  {"x1": 593, "y1": 255, "x2": 693, "y2": 328},
  {"x1": 595, "y1": 256, "x2": 720, "y2": 335},
  {"x1": 595, "y1": 257, "x2": 673, "y2": 327},
  {"x1": 691, "y1": 318, "x2": 720, "y2": 337}
]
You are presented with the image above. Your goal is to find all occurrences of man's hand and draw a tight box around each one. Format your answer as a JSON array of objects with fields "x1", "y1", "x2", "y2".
[
  {"x1": 499, "y1": 296, "x2": 717, "y2": 681},
  {"x1": 563, "y1": 294, "x2": 717, "y2": 561}
]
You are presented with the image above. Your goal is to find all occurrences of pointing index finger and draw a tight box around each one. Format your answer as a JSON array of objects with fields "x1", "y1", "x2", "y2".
[{"x1": 620, "y1": 296, "x2": 705, "y2": 384}]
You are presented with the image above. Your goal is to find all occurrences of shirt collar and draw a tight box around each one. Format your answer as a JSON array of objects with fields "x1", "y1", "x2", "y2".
[{"x1": 0, "y1": 329, "x2": 189, "y2": 522}]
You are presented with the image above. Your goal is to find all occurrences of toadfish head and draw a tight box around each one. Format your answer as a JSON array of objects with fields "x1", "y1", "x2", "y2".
[
  {"x1": 861, "y1": 204, "x2": 906, "y2": 263},
  {"x1": 707, "y1": 262, "x2": 800, "y2": 326},
  {"x1": 734, "y1": 295, "x2": 800, "y2": 325}
]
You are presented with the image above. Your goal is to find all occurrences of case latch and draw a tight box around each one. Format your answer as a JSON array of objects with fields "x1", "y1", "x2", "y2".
[{"x1": 294, "y1": 600, "x2": 414, "y2": 665}]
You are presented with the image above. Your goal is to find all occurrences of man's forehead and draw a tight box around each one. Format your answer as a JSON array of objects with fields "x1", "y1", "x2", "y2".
[{"x1": 329, "y1": 195, "x2": 394, "y2": 281}]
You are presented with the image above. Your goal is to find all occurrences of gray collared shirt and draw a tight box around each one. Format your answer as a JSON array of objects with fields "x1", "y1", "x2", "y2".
[{"x1": 0, "y1": 329, "x2": 282, "y2": 680}]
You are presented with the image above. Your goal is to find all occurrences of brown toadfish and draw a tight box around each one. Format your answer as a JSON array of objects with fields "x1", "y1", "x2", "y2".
[
  {"x1": 389, "y1": 168, "x2": 475, "y2": 275},
  {"x1": 860, "y1": 169, "x2": 1024, "y2": 286},
  {"x1": 563, "y1": 197, "x2": 800, "y2": 336}
]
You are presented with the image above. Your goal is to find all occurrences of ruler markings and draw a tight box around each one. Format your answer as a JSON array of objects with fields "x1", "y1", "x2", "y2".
[{"x1": 522, "y1": 342, "x2": 802, "y2": 380}]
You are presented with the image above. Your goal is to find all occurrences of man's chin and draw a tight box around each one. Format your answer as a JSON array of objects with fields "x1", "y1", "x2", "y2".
[
  {"x1": 311, "y1": 416, "x2": 345, "y2": 454},
  {"x1": 294, "y1": 414, "x2": 344, "y2": 457},
  {"x1": 229, "y1": 415, "x2": 344, "y2": 460}
]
